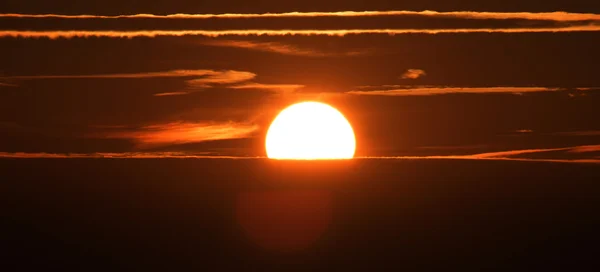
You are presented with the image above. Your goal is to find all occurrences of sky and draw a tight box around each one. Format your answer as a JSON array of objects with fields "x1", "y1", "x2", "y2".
[
  {"x1": 3, "y1": 2, "x2": 600, "y2": 269},
  {"x1": 1, "y1": 0, "x2": 599, "y2": 162}
]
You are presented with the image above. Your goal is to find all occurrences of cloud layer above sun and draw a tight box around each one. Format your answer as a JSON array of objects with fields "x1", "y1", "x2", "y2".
[
  {"x1": 1, "y1": 10, "x2": 599, "y2": 39},
  {"x1": 2, "y1": 26, "x2": 600, "y2": 39},
  {"x1": 1, "y1": 9, "x2": 599, "y2": 159},
  {"x1": 1, "y1": 69, "x2": 305, "y2": 96},
  {"x1": 2, "y1": 10, "x2": 599, "y2": 21}
]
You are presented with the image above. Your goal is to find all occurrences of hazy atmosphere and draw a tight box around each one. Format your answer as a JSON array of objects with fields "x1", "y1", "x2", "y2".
[{"x1": 2, "y1": 0, "x2": 599, "y2": 270}]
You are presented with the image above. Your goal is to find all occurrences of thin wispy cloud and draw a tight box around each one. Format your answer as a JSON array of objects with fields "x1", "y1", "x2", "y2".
[
  {"x1": 0, "y1": 82, "x2": 18, "y2": 87},
  {"x1": 1, "y1": 11, "x2": 599, "y2": 21},
  {"x1": 0, "y1": 152, "x2": 256, "y2": 159},
  {"x1": 230, "y1": 83, "x2": 305, "y2": 92},
  {"x1": 2, "y1": 25, "x2": 599, "y2": 39},
  {"x1": 3, "y1": 144, "x2": 599, "y2": 163},
  {"x1": 2, "y1": 68, "x2": 301, "y2": 97},
  {"x1": 2, "y1": 69, "x2": 221, "y2": 80},
  {"x1": 92, "y1": 121, "x2": 259, "y2": 148},
  {"x1": 401, "y1": 69, "x2": 426, "y2": 79},
  {"x1": 365, "y1": 156, "x2": 600, "y2": 164},
  {"x1": 199, "y1": 39, "x2": 365, "y2": 57},
  {"x1": 153, "y1": 91, "x2": 190, "y2": 97},
  {"x1": 185, "y1": 70, "x2": 256, "y2": 89},
  {"x1": 447, "y1": 144, "x2": 600, "y2": 159},
  {"x1": 364, "y1": 144, "x2": 600, "y2": 164},
  {"x1": 466, "y1": 147, "x2": 570, "y2": 159},
  {"x1": 347, "y1": 86, "x2": 584, "y2": 96},
  {"x1": 568, "y1": 145, "x2": 600, "y2": 153}
]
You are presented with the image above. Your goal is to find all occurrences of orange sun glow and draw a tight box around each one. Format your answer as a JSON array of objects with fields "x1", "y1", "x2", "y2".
[{"x1": 265, "y1": 102, "x2": 356, "y2": 160}]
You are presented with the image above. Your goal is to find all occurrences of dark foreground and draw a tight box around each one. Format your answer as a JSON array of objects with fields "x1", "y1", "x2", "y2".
[{"x1": 2, "y1": 158, "x2": 599, "y2": 270}]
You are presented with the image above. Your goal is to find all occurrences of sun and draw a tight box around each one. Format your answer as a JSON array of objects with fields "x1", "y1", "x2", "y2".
[{"x1": 266, "y1": 101, "x2": 356, "y2": 160}]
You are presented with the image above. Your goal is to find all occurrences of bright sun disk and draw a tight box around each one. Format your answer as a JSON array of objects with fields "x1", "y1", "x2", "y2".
[{"x1": 265, "y1": 101, "x2": 356, "y2": 160}]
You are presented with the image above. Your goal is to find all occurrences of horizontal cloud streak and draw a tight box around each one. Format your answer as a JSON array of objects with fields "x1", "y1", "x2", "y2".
[
  {"x1": 346, "y1": 86, "x2": 596, "y2": 96},
  {"x1": 230, "y1": 83, "x2": 305, "y2": 92},
  {"x1": 0, "y1": 152, "x2": 256, "y2": 159},
  {"x1": 93, "y1": 121, "x2": 259, "y2": 147},
  {"x1": 467, "y1": 148, "x2": 570, "y2": 158},
  {"x1": 199, "y1": 39, "x2": 365, "y2": 57},
  {"x1": 438, "y1": 144, "x2": 600, "y2": 161},
  {"x1": 569, "y1": 145, "x2": 600, "y2": 153},
  {"x1": 362, "y1": 156, "x2": 600, "y2": 164},
  {"x1": 2, "y1": 153, "x2": 598, "y2": 164},
  {"x1": 184, "y1": 70, "x2": 256, "y2": 90},
  {"x1": 0, "y1": 82, "x2": 18, "y2": 87},
  {"x1": 2, "y1": 26, "x2": 600, "y2": 39},
  {"x1": 2, "y1": 143, "x2": 598, "y2": 162},
  {"x1": 2, "y1": 69, "x2": 220, "y2": 80},
  {"x1": 2, "y1": 68, "x2": 303, "y2": 96},
  {"x1": 364, "y1": 144, "x2": 600, "y2": 164},
  {"x1": 153, "y1": 91, "x2": 190, "y2": 97},
  {"x1": 1, "y1": 11, "x2": 599, "y2": 21}
]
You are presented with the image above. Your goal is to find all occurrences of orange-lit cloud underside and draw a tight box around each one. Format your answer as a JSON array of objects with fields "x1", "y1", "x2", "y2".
[
  {"x1": 199, "y1": 40, "x2": 366, "y2": 57},
  {"x1": 2, "y1": 69, "x2": 304, "y2": 96},
  {"x1": 1, "y1": 26, "x2": 600, "y2": 39},
  {"x1": 230, "y1": 83, "x2": 305, "y2": 92},
  {"x1": 3, "y1": 69, "x2": 225, "y2": 79},
  {"x1": 93, "y1": 122, "x2": 259, "y2": 147},
  {"x1": 401, "y1": 69, "x2": 426, "y2": 79},
  {"x1": 347, "y1": 87, "x2": 597, "y2": 96},
  {"x1": 2, "y1": 145, "x2": 599, "y2": 163},
  {"x1": 0, "y1": 152, "x2": 255, "y2": 159},
  {"x1": 1, "y1": 11, "x2": 599, "y2": 21},
  {"x1": 369, "y1": 144, "x2": 600, "y2": 163}
]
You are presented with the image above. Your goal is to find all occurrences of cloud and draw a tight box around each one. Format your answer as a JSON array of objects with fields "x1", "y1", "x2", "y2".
[
  {"x1": 347, "y1": 86, "x2": 582, "y2": 96},
  {"x1": 2, "y1": 69, "x2": 219, "y2": 80},
  {"x1": 185, "y1": 70, "x2": 256, "y2": 89},
  {"x1": 363, "y1": 144, "x2": 600, "y2": 164},
  {"x1": 3, "y1": 68, "x2": 302, "y2": 96},
  {"x1": 2, "y1": 143, "x2": 599, "y2": 162},
  {"x1": 92, "y1": 121, "x2": 259, "y2": 148},
  {"x1": 154, "y1": 82, "x2": 304, "y2": 96},
  {"x1": 0, "y1": 82, "x2": 18, "y2": 87},
  {"x1": 401, "y1": 69, "x2": 426, "y2": 79},
  {"x1": 459, "y1": 144, "x2": 600, "y2": 163},
  {"x1": 1, "y1": 11, "x2": 599, "y2": 21},
  {"x1": 466, "y1": 147, "x2": 570, "y2": 158},
  {"x1": 2, "y1": 11, "x2": 598, "y2": 40},
  {"x1": 172, "y1": 70, "x2": 304, "y2": 94},
  {"x1": 568, "y1": 145, "x2": 600, "y2": 153},
  {"x1": 433, "y1": 144, "x2": 600, "y2": 160},
  {"x1": 153, "y1": 91, "x2": 190, "y2": 97},
  {"x1": 0, "y1": 152, "x2": 255, "y2": 159},
  {"x1": 199, "y1": 39, "x2": 366, "y2": 57},
  {"x1": 3, "y1": 146, "x2": 599, "y2": 163},
  {"x1": 230, "y1": 83, "x2": 305, "y2": 92},
  {"x1": 1, "y1": 25, "x2": 599, "y2": 39},
  {"x1": 363, "y1": 156, "x2": 600, "y2": 164}
]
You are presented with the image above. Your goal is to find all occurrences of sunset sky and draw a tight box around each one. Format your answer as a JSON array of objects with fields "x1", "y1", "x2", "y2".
[
  {"x1": 1, "y1": 0, "x2": 599, "y2": 162},
  {"x1": 3, "y1": 2, "x2": 600, "y2": 270}
]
